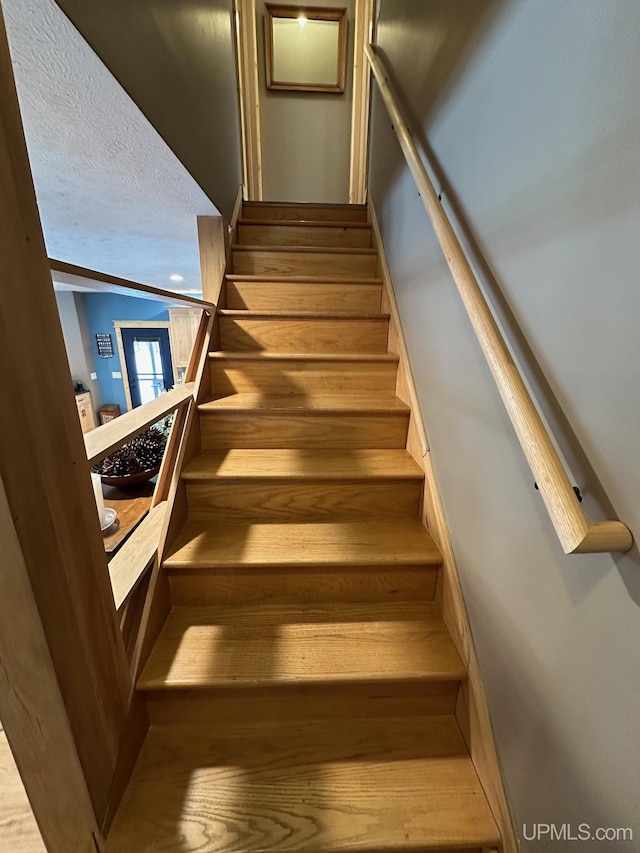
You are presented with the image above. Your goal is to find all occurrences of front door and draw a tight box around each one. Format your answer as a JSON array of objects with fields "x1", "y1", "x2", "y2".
[{"x1": 121, "y1": 327, "x2": 174, "y2": 409}]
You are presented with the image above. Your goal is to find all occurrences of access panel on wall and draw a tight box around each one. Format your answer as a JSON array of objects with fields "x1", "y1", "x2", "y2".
[{"x1": 264, "y1": 4, "x2": 347, "y2": 93}]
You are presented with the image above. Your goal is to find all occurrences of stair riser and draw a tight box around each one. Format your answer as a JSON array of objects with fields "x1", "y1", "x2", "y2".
[
  {"x1": 219, "y1": 316, "x2": 389, "y2": 353},
  {"x1": 168, "y1": 565, "x2": 438, "y2": 606},
  {"x1": 185, "y1": 480, "x2": 422, "y2": 522},
  {"x1": 200, "y1": 412, "x2": 409, "y2": 449},
  {"x1": 210, "y1": 358, "x2": 398, "y2": 396},
  {"x1": 242, "y1": 203, "x2": 368, "y2": 222},
  {"x1": 145, "y1": 682, "x2": 460, "y2": 727},
  {"x1": 226, "y1": 281, "x2": 382, "y2": 313},
  {"x1": 237, "y1": 223, "x2": 372, "y2": 248},
  {"x1": 232, "y1": 249, "x2": 378, "y2": 277}
]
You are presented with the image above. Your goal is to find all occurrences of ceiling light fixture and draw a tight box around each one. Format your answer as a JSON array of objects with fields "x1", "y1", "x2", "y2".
[
  {"x1": 298, "y1": 15, "x2": 308, "y2": 27},
  {"x1": 169, "y1": 274, "x2": 184, "y2": 282}
]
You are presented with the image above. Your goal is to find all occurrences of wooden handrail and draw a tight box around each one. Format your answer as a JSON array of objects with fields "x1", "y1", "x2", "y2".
[
  {"x1": 85, "y1": 383, "x2": 195, "y2": 467},
  {"x1": 128, "y1": 307, "x2": 216, "y2": 682},
  {"x1": 152, "y1": 310, "x2": 212, "y2": 504},
  {"x1": 365, "y1": 44, "x2": 632, "y2": 555},
  {"x1": 185, "y1": 309, "x2": 214, "y2": 384},
  {"x1": 108, "y1": 501, "x2": 167, "y2": 612},
  {"x1": 50, "y1": 258, "x2": 215, "y2": 308},
  {"x1": 88, "y1": 307, "x2": 213, "y2": 612},
  {"x1": 104, "y1": 305, "x2": 214, "y2": 673}
]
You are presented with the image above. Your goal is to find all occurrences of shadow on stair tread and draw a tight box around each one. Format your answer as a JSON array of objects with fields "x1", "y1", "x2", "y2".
[
  {"x1": 181, "y1": 448, "x2": 424, "y2": 481},
  {"x1": 105, "y1": 199, "x2": 503, "y2": 853},
  {"x1": 138, "y1": 600, "x2": 466, "y2": 691},
  {"x1": 163, "y1": 519, "x2": 442, "y2": 570},
  {"x1": 105, "y1": 716, "x2": 500, "y2": 853},
  {"x1": 198, "y1": 393, "x2": 410, "y2": 413}
]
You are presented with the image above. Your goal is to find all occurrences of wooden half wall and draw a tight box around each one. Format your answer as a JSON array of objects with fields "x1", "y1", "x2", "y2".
[{"x1": 0, "y1": 8, "x2": 130, "y2": 849}]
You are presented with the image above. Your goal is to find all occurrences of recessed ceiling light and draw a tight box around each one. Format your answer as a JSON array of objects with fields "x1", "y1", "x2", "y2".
[
  {"x1": 169, "y1": 274, "x2": 184, "y2": 282},
  {"x1": 298, "y1": 15, "x2": 308, "y2": 27}
]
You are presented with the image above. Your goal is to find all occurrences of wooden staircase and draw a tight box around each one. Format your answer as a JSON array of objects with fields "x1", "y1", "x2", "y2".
[{"x1": 106, "y1": 201, "x2": 501, "y2": 852}]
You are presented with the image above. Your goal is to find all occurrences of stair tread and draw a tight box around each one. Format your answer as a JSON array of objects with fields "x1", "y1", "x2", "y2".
[
  {"x1": 239, "y1": 218, "x2": 372, "y2": 229},
  {"x1": 183, "y1": 449, "x2": 424, "y2": 481},
  {"x1": 245, "y1": 200, "x2": 368, "y2": 209},
  {"x1": 198, "y1": 392, "x2": 410, "y2": 414},
  {"x1": 107, "y1": 717, "x2": 499, "y2": 852},
  {"x1": 233, "y1": 245, "x2": 378, "y2": 255},
  {"x1": 226, "y1": 274, "x2": 383, "y2": 284},
  {"x1": 219, "y1": 310, "x2": 390, "y2": 319},
  {"x1": 164, "y1": 519, "x2": 442, "y2": 569},
  {"x1": 138, "y1": 602, "x2": 465, "y2": 690},
  {"x1": 209, "y1": 351, "x2": 399, "y2": 362}
]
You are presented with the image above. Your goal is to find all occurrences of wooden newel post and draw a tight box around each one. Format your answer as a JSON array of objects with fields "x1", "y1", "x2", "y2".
[
  {"x1": 0, "y1": 7, "x2": 130, "y2": 850},
  {"x1": 197, "y1": 214, "x2": 229, "y2": 304}
]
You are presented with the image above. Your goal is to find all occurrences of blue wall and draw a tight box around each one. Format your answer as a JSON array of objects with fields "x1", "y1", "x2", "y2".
[{"x1": 83, "y1": 293, "x2": 170, "y2": 413}]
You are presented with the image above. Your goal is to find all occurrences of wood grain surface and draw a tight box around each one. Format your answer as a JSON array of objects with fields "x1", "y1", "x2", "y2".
[
  {"x1": 0, "y1": 9, "x2": 129, "y2": 835},
  {"x1": 210, "y1": 352, "x2": 399, "y2": 395},
  {"x1": 138, "y1": 602, "x2": 466, "y2": 690},
  {"x1": 85, "y1": 385, "x2": 194, "y2": 467},
  {"x1": 182, "y1": 448, "x2": 423, "y2": 480},
  {"x1": 226, "y1": 279, "x2": 382, "y2": 312},
  {"x1": 232, "y1": 246, "x2": 378, "y2": 277},
  {"x1": 234, "y1": 0, "x2": 263, "y2": 200},
  {"x1": 0, "y1": 728, "x2": 46, "y2": 852},
  {"x1": 103, "y1": 198, "x2": 505, "y2": 852},
  {"x1": 199, "y1": 391, "x2": 409, "y2": 412},
  {"x1": 49, "y1": 258, "x2": 213, "y2": 309},
  {"x1": 183, "y1": 448, "x2": 423, "y2": 522},
  {"x1": 145, "y1": 682, "x2": 460, "y2": 726},
  {"x1": 164, "y1": 519, "x2": 442, "y2": 570},
  {"x1": 198, "y1": 392, "x2": 410, "y2": 449},
  {"x1": 242, "y1": 201, "x2": 368, "y2": 221},
  {"x1": 200, "y1": 411, "x2": 409, "y2": 449},
  {"x1": 167, "y1": 563, "x2": 438, "y2": 607},
  {"x1": 237, "y1": 221, "x2": 373, "y2": 248},
  {"x1": 219, "y1": 313, "x2": 390, "y2": 353},
  {"x1": 103, "y1": 484, "x2": 154, "y2": 556},
  {"x1": 108, "y1": 503, "x2": 166, "y2": 611},
  {"x1": 106, "y1": 717, "x2": 499, "y2": 852},
  {"x1": 349, "y1": 0, "x2": 374, "y2": 203}
]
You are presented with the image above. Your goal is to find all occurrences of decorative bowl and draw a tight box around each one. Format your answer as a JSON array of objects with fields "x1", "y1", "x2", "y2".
[{"x1": 100, "y1": 466, "x2": 160, "y2": 488}]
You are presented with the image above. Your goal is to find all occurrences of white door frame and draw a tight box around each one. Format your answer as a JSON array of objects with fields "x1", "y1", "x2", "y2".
[
  {"x1": 113, "y1": 320, "x2": 171, "y2": 412},
  {"x1": 234, "y1": 0, "x2": 374, "y2": 203},
  {"x1": 349, "y1": 0, "x2": 375, "y2": 203}
]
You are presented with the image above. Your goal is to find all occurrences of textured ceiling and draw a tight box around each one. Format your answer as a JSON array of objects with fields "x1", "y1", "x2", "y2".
[
  {"x1": 3, "y1": 0, "x2": 219, "y2": 294},
  {"x1": 55, "y1": 0, "x2": 242, "y2": 219}
]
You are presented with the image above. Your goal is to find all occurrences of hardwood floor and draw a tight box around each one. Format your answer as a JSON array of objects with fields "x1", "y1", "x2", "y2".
[
  {"x1": 105, "y1": 200, "x2": 501, "y2": 852},
  {"x1": 0, "y1": 725, "x2": 45, "y2": 852}
]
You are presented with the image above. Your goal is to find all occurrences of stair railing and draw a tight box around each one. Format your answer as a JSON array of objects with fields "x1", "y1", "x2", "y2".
[
  {"x1": 365, "y1": 44, "x2": 632, "y2": 555},
  {"x1": 52, "y1": 260, "x2": 218, "y2": 663},
  {"x1": 0, "y1": 6, "x2": 236, "y2": 841}
]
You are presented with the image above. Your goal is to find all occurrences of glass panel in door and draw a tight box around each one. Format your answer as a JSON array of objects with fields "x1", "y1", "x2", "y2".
[{"x1": 133, "y1": 338, "x2": 165, "y2": 405}]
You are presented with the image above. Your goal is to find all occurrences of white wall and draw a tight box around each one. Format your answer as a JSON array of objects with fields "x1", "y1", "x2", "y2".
[
  {"x1": 369, "y1": 1, "x2": 640, "y2": 850},
  {"x1": 256, "y1": 0, "x2": 355, "y2": 202},
  {"x1": 55, "y1": 291, "x2": 101, "y2": 411}
]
